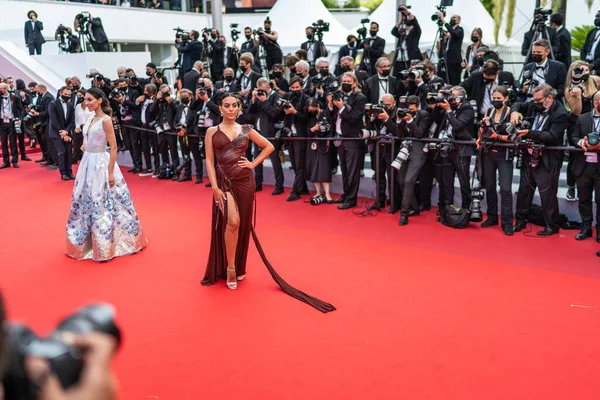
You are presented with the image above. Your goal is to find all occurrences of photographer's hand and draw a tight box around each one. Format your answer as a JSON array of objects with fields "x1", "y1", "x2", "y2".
[
  {"x1": 510, "y1": 112, "x2": 523, "y2": 126},
  {"x1": 25, "y1": 333, "x2": 118, "y2": 400},
  {"x1": 333, "y1": 99, "x2": 344, "y2": 109},
  {"x1": 377, "y1": 110, "x2": 388, "y2": 121},
  {"x1": 517, "y1": 129, "x2": 529, "y2": 138},
  {"x1": 439, "y1": 100, "x2": 451, "y2": 111},
  {"x1": 284, "y1": 105, "x2": 297, "y2": 115},
  {"x1": 571, "y1": 86, "x2": 582, "y2": 98}
]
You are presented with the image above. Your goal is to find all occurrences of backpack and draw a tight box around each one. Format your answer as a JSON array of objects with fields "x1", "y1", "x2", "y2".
[{"x1": 440, "y1": 205, "x2": 471, "y2": 229}]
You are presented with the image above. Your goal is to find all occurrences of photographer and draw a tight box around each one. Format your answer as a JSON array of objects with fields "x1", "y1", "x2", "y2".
[
  {"x1": 301, "y1": 26, "x2": 328, "y2": 72},
  {"x1": 459, "y1": 60, "x2": 515, "y2": 120},
  {"x1": 461, "y1": 28, "x2": 485, "y2": 79},
  {"x1": 549, "y1": 13, "x2": 571, "y2": 71},
  {"x1": 240, "y1": 27, "x2": 262, "y2": 73},
  {"x1": 519, "y1": 40, "x2": 566, "y2": 101},
  {"x1": 521, "y1": 9, "x2": 559, "y2": 63},
  {"x1": 396, "y1": 95, "x2": 432, "y2": 225},
  {"x1": 436, "y1": 13, "x2": 463, "y2": 85},
  {"x1": 0, "y1": 83, "x2": 25, "y2": 169},
  {"x1": 510, "y1": 84, "x2": 569, "y2": 236},
  {"x1": 237, "y1": 53, "x2": 262, "y2": 126},
  {"x1": 337, "y1": 56, "x2": 367, "y2": 91},
  {"x1": 328, "y1": 72, "x2": 367, "y2": 209},
  {"x1": 177, "y1": 30, "x2": 203, "y2": 74},
  {"x1": 364, "y1": 57, "x2": 403, "y2": 104},
  {"x1": 437, "y1": 86, "x2": 475, "y2": 210},
  {"x1": 580, "y1": 11, "x2": 600, "y2": 73},
  {"x1": 359, "y1": 22, "x2": 386, "y2": 77},
  {"x1": 115, "y1": 78, "x2": 144, "y2": 173},
  {"x1": 564, "y1": 61, "x2": 600, "y2": 201},
  {"x1": 203, "y1": 28, "x2": 225, "y2": 81},
  {"x1": 24, "y1": 10, "x2": 45, "y2": 55},
  {"x1": 334, "y1": 36, "x2": 358, "y2": 76},
  {"x1": 76, "y1": 12, "x2": 109, "y2": 52},
  {"x1": 142, "y1": 63, "x2": 168, "y2": 87},
  {"x1": 135, "y1": 83, "x2": 159, "y2": 174},
  {"x1": 31, "y1": 84, "x2": 56, "y2": 168},
  {"x1": 392, "y1": 5, "x2": 422, "y2": 74},
  {"x1": 368, "y1": 95, "x2": 398, "y2": 212},
  {"x1": 215, "y1": 67, "x2": 238, "y2": 93},
  {"x1": 306, "y1": 97, "x2": 334, "y2": 203},
  {"x1": 270, "y1": 64, "x2": 289, "y2": 97},
  {"x1": 413, "y1": 60, "x2": 445, "y2": 109},
  {"x1": 282, "y1": 77, "x2": 310, "y2": 201},
  {"x1": 249, "y1": 77, "x2": 284, "y2": 194},
  {"x1": 476, "y1": 86, "x2": 515, "y2": 235},
  {"x1": 257, "y1": 17, "x2": 283, "y2": 71},
  {"x1": 150, "y1": 84, "x2": 179, "y2": 172},
  {"x1": 308, "y1": 58, "x2": 337, "y2": 105},
  {"x1": 570, "y1": 91, "x2": 600, "y2": 242}
]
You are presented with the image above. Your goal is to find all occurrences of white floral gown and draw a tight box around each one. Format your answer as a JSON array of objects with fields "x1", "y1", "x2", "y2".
[{"x1": 66, "y1": 115, "x2": 147, "y2": 261}]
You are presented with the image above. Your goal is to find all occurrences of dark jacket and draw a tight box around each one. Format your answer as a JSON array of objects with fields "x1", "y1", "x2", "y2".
[
  {"x1": 36, "y1": 91, "x2": 55, "y2": 126},
  {"x1": 520, "y1": 60, "x2": 567, "y2": 101},
  {"x1": 521, "y1": 27, "x2": 559, "y2": 62},
  {"x1": 555, "y1": 26, "x2": 572, "y2": 71},
  {"x1": 24, "y1": 20, "x2": 45, "y2": 46},
  {"x1": 391, "y1": 18, "x2": 423, "y2": 66},
  {"x1": 178, "y1": 40, "x2": 203, "y2": 73},
  {"x1": 248, "y1": 91, "x2": 282, "y2": 138},
  {"x1": 48, "y1": 98, "x2": 75, "y2": 139},
  {"x1": 89, "y1": 18, "x2": 108, "y2": 45},
  {"x1": 569, "y1": 111, "x2": 597, "y2": 176},
  {"x1": 301, "y1": 40, "x2": 327, "y2": 65},
  {"x1": 282, "y1": 91, "x2": 309, "y2": 137},
  {"x1": 189, "y1": 96, "x2": 220, "y2": 135},
  {"x1": 183, "y1": 69, "x2": 200, "y2": 93},
  {"x1": 459, "y1": 70, "x2": 516, "y2": 114},
  {"x1": 363, "y1": 74, "x2": 403, "y2": 104},
  {"x1": 359, "y1": 36, "x2": 386, "y2": 75},
  {"x1": 437, "y1": 101, "x2": 476, "y2": 157},
  {"x1": 335, "y1": 44, "x2": 358, "y2": 76},
  {"x1": 150, "y1": 97, "x2": 177, "y2": 132},
  {"x1": 443, "y1": 24, "x2": 464, "y2": 65},
  {"x1": 328, "y1": 91, "x2": 368, "y2": 139},
  {"x1": 396, "y1": 109, "x2": 432, "y2": 160},
  {"x1": 0, "y1": 94, "x2": 25, "y2": 121},
  {"x1": 581, "y1": 27, "x2": 600, "y2": 72}
]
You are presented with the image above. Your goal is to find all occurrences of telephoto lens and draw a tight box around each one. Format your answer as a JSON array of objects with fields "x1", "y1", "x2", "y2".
[
  {"x1": 391, "y1": 140, "x2": 412, "y2": 170},
  {"x1": 310, "y1": 195, "x2": 326, "y2": 206},
  {"x1": 588, "y1": 132, "x2": 600, "y2": 146}
]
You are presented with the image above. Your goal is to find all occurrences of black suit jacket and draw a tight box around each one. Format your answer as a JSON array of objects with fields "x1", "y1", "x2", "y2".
[
  {"x1": 48, "y1": 99, "x2": 75, "y2": 139},
  {"x1": 363, "y1": 75, "x2": 404, "y2": 103},
  {"x1": 511, "y1": 99, "x2": 569, "y2": 168},
  {"x1": 581, "y1": 27, "x2": 600, "y2": 72},
  {"x1": 24, "y1": 20, "x2": 45, "y2": 45},
  {"x1": 178, "y1": 40, "x2": 203, "y2": 73},
  {"x1": 249, "y1": 92, "x2": 282, "y2": 138},
  {"x1": 183, "y1": 69, "x2": 200, "y2": 93},
  {"x1": 396, "y1": 109, "x2": 432, "y2": 160},
  {"x1": 521, "y1": 27, "x2": 559, "y2": 62},
  {"x1": 459, "y1": 70, "x2": 515, "y2": 114},
  {"x1": 0, "y1": 94, "x2": 25, "y2": 121},
  {"x1": 570, "y1": 111, "x2": 598, "y2": 176},
  {"x1": 391, "y1": 19, "x2": 423, "y2": 65},
  {"x1": 329, "y1": 92, "x2": 368, "y2": 139},
  {"x1": 437, "y1": 102, "x2": 476, "y2": 157},
  {"x1": 555, "y1": 26, "x2": 572, "y2": 71},
  {"x1": 215, "y1": 79, "x2": 239, "y2": 93},
  {"x1": 206, "y1": 39, "x2": 225, "y2": 73},
  {"x1": 189, "y1": 96, "x2": 220, "y2": 135},
  {"x1": 359, "y1": 36, "x2": 386, "y2": 75},
  {"x1": 301, "y1": 40, "x2": 327, "y2": 64},
  {"x1": 36, "y1": 92, "x2": 54, "y2": 126},
  {"x1": 282, "y1": 92, "x2": 309, "y2": 137},
  {"x1": 444, "y1": 24, "x2": 464, "y2": 64},
  {"x1": 521, "y1": 60, "x2": 567, "y2": 100},
  {"x1": 89, "y1": 18, "x2": 108, "y2": 45},
  {"x1": 335, "y1": 44, "x2": 358, "y2": 76}
]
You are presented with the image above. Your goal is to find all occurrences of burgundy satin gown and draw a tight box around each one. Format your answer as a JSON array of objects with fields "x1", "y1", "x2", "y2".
[{"x1": 201, "y1": 125, "x2": 335, "y2": 313}]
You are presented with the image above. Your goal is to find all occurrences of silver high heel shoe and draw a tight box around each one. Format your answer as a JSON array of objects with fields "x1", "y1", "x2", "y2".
[{"x1": 226, "y1": 267, "x2": 237, "y2": 290}]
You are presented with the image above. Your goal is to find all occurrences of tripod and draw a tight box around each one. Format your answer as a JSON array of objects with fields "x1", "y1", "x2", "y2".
[
  {"x1": 429, "y1": 24, "x2": 450, "y2": 84},
  {"x1": 76, "y1": 28, "x2": 93, "y2": 53},
  {"x1": 518, "y1": 22, "x2": 556, "y2": 82}
]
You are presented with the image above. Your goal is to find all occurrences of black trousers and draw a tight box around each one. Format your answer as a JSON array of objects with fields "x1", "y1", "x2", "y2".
[
  {"x1": 329, "y1": 144, "x2": 339, "y2": 170},
  {"x1": 51, "y1": 136, "x2": 72, "y2": 176},
  {"x1": 92, "y1": 41, "x2": 109, "y2": 52},
  {"x1": 254, "y1": 137, "x2": 283, "y2": 189},
  {"x1": 35, "y1": 124, "x2": 49, "y2": 160},
  {"x1": 515, "y1": 157, "x2": 561, "y2": 229},
  {"x1": 442, "y1": 152, "x2": 472, "y2": 209},
  {"x1": 567, "y1": 152, "x2": 576, "y2": 187},
  {"x1": 447, "y1": 62, "x2": 463, "y2": 86},
  {"x1": 72, "y1": 130, "x2": 84, "y2": 162},
  {"x1": 576, "y1": 162, "x2": 600, "y2": 228},
  {"x1": 28, "y1": 43, "x2": 42, "y2": 55},
  {"x1": 418, "y1": 150, "x2": 446, "y2": 208},
  {"x1": 158, "y1": 133, "x2": 179, "y2": 168},
  {"x1": 121, "y1": 124, "x2": 142, "y2": 170},
  {"x1": 288, "y1": 140, "x2": 307, "y2": 194},
  {"x1": 397, "y1": 154, "x2": 427, "y2": 213},
  {"x1": 17, "y1": 131, "x2": 27, "y2": 158},
  {"x1": 376, "y1": 143, "x2": 396, "y2": 207},
  {"x1": 140, "y1": 126, "x2": 159, "y2": 170},
  {"x1": 481, "y1": 150, "x2": 514, "y2": 227},
  {"x1": 47, "y1": 133, "x2": 59, "y2": 165},
  {"x1": 179, "y1": 135, "x2": 203, "y2": 177},
  {"x1": 338, "y1": 141, "x2": 363, "y2": 204},
  {"x1": 0, "y1": 121, "x2": 18, "y2": 164}
]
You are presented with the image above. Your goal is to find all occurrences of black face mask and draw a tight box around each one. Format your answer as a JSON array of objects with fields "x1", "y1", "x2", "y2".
[
  {"x1": 119, "y1": 87, "x2": 127, "y2": 92},
  {"x1": 77, "y1": 97, "x2": 83, "y2": 103},
  {"x1": 582, "y1": 73, "x2": 591, "y2": 82},
  {"x1": 534, "y1": 100, "x2": 546, "y2": 112},
  {"x1": 273, "y1": 71, "x2": 282, "y2": 79},
  {"x1": 348, "y1": 41, "x2": 356, "y2": 48},
  {"x1": 239, "y1": 65, "x2": 248, "y2": 73},
  {"x1": 319, "y1": 68, "x2": 329, "y2": 76},
  {"x1": 532, "y1": 54, "x2": 544, "y2": 64},
  {"x1": 290, "y1": 89, "x2": 301, "y2": 97},
  {"x1": 245, "y1": 34, "x2": 252, "y2": 40},
  {"x1": 492, "y1": 100, "x2": 504, "y2": 109},
  {"x1": 477, "y1": 58, "x2": 484, "y2": 66},
  {"x1": 72, "y1": 85, "x2": 80, "y2": 91},
  {"x1": 595, "y1": 18, "x2": 600, "y2": 27},
  {"x1": 342, "y1": 83, "x2": 353, "y2": 93},
  {"x1": 211, "y1": 33, "x2": 217, "y2": 40},
  {"x1": 370, "y1": 30, "x2": 378, "y2": 37},
  {"x1": 181, "y1": 97, "x2": 190, "y2": 104},
  {"x1": 146, "y1": 71, "x2": 152, "y2": 77},
  {"x1": 471, "y1": 35, "x2": 479, "y2": 43},
  {"x1": 306, "y1": 34, "x2": 313, "y2": 40},
  {"x1": 381, "y1": 69, "x2": 391, "y2": 77},
  {"x1": 264, "y1": 28, "x2": 271, "y2": 33},
  {"x1": 225, "y1": 75, "x2": 234, "y2": 82},
  {"x1": 61, "y1": 95, "x2": 71, "y2": 102},
  {"x1": 341, "y1": 65, "x2": 351, "y2": 73},
  {"x1": 450, "y1": 19, "x2": 457, "y2": 27},
  {"x1": 484, "y1": 77, "x2": 496, "y2": 85},
  {"x1": 450, "y1": 100, "x2": 460, "y2": 110}
]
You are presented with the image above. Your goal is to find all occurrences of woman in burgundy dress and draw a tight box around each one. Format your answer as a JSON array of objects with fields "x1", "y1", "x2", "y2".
[{"x1": 201, "y1": 93, "x2": 335, "y2": 313}]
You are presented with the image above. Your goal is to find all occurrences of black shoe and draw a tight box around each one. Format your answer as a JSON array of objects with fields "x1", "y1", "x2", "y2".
[
  {"x1": 337, "y1": 202, "x2": 356, "y2": 210},
  {"x1": 178, "y1": 176, "x2": 192, "y2": 182},
  {"x1": 408, "y1": 210, "x2": 420, "y2": 217},
  {"x1": 40, "y1": 162, "x2": 51, "y2": 166},
  {"x1": 481, "y1": 219, "x2": 499, "y2": 228},
  {"x1": 21, "y1": 156, "x2": 31, "y2": 161},
  {"x1": 388, "y1": 206, "x2": 398, "y2": 214},
  {"x1": 333, "y1": 197, "x2": 345, "y2": 204},
  {"x1": 0, "y1": 163, "x2": 9, "y2": 169},
  {"x1": 300, "y1": 188, "x2": 310, "y2": 195},
  {"x1": 68, "y1": 174, "x2": 75, "y2": 180},
  {"x1": 127, "y1": 168, "x2": 135, "y2": 173},
  {"x1": 576, "y1": 228, "x2": 592, "y2": 241},
  {"x1": 255, "y1": 184, "x2": 263, "y2": 192},
  {"x1": 503, "y1": 226, "x2": 514, "y2": 236},
  {"x1": 61, "y1": 174, "x2": 71, "y2": 180},
  {"x1": 131, "y1": 168, "x2": 141, "y2": 173},
  {"x1": 419, "y1": 203, "x2": 431, "y2": 212},
  {"x1": 367, "y1": 203, "x2": 381, "y2": 212},
  {"x1": 596, "y1": 228, "x2": 600, "y2": 243},
  {"x1": 47, "y1": 165, "x2": 59, "y2": 170},
  {"x1": 72, "y1": 160, "x2": 78, "y2": 165},
  {"x1": 272, "y1": 187, "x2": 284, "y2": 195},
  {"x1": 596, "y1": 250, "x2": 600, "y2": 257},
  {"x1": 399, "y1": 213, "x2": 409, "y2": 226},
  {"x1": 35, "y1": 158, "x2": 46, "y2": 163},
  {"x1": 287, "y1": 193, "x2": 301, "y2": 202},
  {"x1": 513, "y1": 220, "x2": 527, "y2": 232},
  {"x1": 172, "y1": 174, "x2": 180, "y2": 181},
  {"x1": 537, "y1": 227, "x2": 559, "y2": 236},
  {"x1": 12, "y1": 163, "x2": 18, "y2": 168}
]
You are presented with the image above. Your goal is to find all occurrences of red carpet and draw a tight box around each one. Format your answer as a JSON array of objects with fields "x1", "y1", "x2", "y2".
[{"x1": 2, "y1": 155, "x2": 600, "y2": 399}]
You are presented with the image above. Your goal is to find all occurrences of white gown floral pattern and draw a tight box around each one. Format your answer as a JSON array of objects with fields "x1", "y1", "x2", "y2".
[{"x1": 66, "y1": 115, "x2": 147, "y2": 261}]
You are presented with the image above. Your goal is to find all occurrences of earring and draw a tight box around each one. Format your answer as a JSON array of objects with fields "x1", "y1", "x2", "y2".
[{"x1": 220, "y1": 112, "x2": 224, "y2": 116}]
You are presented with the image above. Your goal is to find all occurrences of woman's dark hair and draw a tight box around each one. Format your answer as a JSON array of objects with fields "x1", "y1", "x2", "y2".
[
  {"x1": 16, "y1": 79, "x2": 26, "y2": 91},
  {"x1": 87, "y1": 87, "x2": 113, "y2": 117},
  {"x1": 219, "y1": 92, "x2": 241, "y2": 106},
  {"x1": 493, "y1": 85, "x2": 509, "y2": 98},
  {"x1": 306, "y1": 97, "x2": 321, "y2": 109}
]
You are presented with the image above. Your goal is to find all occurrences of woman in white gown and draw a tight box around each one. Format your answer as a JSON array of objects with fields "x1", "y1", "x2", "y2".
[{"x1": 66, "y1": 88, "x2": 147, "y2": 261}]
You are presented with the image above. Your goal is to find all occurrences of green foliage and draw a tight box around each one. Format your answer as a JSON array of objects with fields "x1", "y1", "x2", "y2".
[
  {"x1": 571, "y1": 25, "x2": 593, "y2": 54},
  {"x1": 359, "y1": 0, "x2": 382, "y2": 13},
  {"x1": 321, "y1": 0, "x2": 338, "y2": 9},
  {"x1": 480, "y1": 0, "x2": 495, "y2": 17}
]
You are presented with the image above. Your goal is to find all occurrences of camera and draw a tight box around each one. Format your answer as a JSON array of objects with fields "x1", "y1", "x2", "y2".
[
  {"x1": 426, "y1": 90, "x2": 453, "y2": 105},
  {"x1": 357, "y1": 18, "x2": 370, "y2": 39},
  {"x1": 174, "y1": 27, "x2": 190, "y2": 43},
  {"x1": 276, "y1": 98, "x2": 292, "y2": 110},
  {"x1": 149, "y1": 120, "x2": 163, "y2": 134},
  {"x1": 312, "y1": 19, "x2": 330, "y2": 41},
  {"x1": 256, "y1": 89, "x2": 266, "y2": 97},
  {"x1": 528, "y1": 142, "x2": 544, "y2": 168},
  {"x1": 94, "y1": 74, "x2": 104, "y2": 84},
  {"x1": 572, "y1": 66, "x2": 589, "y2": 85},
  {"x1": 3, "y1": 303, "x2": 121, "y2": 399},
  {"x1": 588, "y1": 132, "x2": 600, "y2": 146},
  {"x1": 318, "y1": 120, "x2": 331, "y2": 135},
  {"x1": 108, "y1": 88, "x2": 123, "y2": 100},
  {"x1": 398, "y1": 4, "x2": 412, "y2": 12},
  {"x1": 533, "y1": 7, "x2": 552, "y2": 26},
  {"x1": 502, "y1": 120, "x2": 531, "y2": 141},
  {"x1": 431, "y1": 0, "x2": 454, "y2": 25},
  {"x1": 396, "y1": 108, "x2": 412, "y2": 119},
  {"x1": 54, "y1": 24, "x2": 69, "y2": 40},
  {"x1": 364, "y1": 103, "x2": 385, "y2": 118},
  {"x1": 13, "y1": 120, "x2": 22, "y2": 135},
  {"x1": 22, "y1": 106, "x2": 38, "y2": 122},
  {"x1": 391, "y1": 140, "x2": 412, "y2": 170},
  {"x1": 274, "y1": 122, "x2": 292, "y2": 139},
  {"x1": 254, "y1": 27, "x2": 265, "y2": 37},
  {"x1": 331, "y1": 90, "x2": 344, "y2": 102},
  {"x1": 397, "y1": 69, "x2": 411, "y2": 80},
  {"x1": 470, "y1": 181, "x2": 484, "y2": 222},
  {"x1": 437, "y1": 137, "x2": 455, "y2": 157},
  {"x1": 230, "y1": 23, "x2": 240, "y2": 42},
  {"x1": 408, "y1": 70, "x2": 422, "y2": 81}
]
